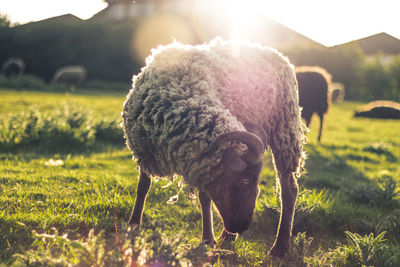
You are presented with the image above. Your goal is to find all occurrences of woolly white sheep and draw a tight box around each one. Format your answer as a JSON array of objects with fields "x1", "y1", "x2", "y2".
[{"x1": 122, "y1": 38, "x2": 306, "y2": 258}]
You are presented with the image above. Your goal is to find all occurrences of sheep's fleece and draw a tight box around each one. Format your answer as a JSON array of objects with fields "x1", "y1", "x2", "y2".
[{"x1": 123, "y1": 38, "x2": 305, "y2": 189}]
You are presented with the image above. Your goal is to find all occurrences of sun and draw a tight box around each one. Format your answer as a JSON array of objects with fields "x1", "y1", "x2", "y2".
[{"x1": 217, "y1": 0, "x2": 269, "y2": 40}]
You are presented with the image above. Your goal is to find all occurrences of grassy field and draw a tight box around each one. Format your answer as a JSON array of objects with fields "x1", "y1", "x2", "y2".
[{"x1": 1, "y1": 88, "x2": 399, "y2": 266}]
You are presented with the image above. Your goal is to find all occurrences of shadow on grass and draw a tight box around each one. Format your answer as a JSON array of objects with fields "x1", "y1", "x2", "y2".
[
  {"x1": 302, "y1": 143, "x2": 373, "y2": 191},
  {"x1": 240, "y1": 142, "x2": 387, "y2": 251},
  {"x1": 0, "y1": 220, "x2": 33, "y2": 263},
  {"x1": 0, "y1": 204, "x2": 132, "y2": 264}
]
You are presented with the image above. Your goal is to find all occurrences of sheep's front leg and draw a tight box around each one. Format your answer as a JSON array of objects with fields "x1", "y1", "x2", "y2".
[
  {"x1": 269, "y1": 172, "x2": 298, "y2": 258},
  {"x1": 128, "y1": 170, "x2": 151, "y2": 229},
  {"x1": 198, "y1": 191, "x2": 216, "y2": 245},
  {"x1": 218, "y1": 229, "x2": 238, "y2": 242}
]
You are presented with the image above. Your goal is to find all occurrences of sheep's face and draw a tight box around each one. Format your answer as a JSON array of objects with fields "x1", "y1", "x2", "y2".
[{"x1": 205, "y1": 150, "x2": 262, "y2": 234}]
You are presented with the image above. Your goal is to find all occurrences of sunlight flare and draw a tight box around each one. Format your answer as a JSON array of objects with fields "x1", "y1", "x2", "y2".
[
  {"x1": 196, "y1": 0, "x2": 271, "y2": 42},
  {"x1": 226, "y1": 0, "x2": 266, "y2": 39}
]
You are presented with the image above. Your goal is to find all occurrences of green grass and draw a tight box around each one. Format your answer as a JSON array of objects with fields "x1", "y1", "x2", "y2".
[{"x1": 1, "y1": 88, "x2": 399, "y2": 266}]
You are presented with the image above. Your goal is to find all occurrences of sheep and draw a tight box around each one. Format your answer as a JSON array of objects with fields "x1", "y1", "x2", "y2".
[
  {"x1": 354, "y1": 100, "x2": 400, "y2": 119},
  {"x1": 295, "y1": 66, "x2": 331, "y2": 142},
  {"x1": 122, "y1": 38, "x2": 306, "y2": 258},
  {"x1": 330, "y1": 82, "x2": 345, "y2": 103},
  {"x1": 52, "y1": 65, "x2": 87, "y2": 89},
  {"x1": 1, "y1": 57, "x2": 25, "y2": 77}
]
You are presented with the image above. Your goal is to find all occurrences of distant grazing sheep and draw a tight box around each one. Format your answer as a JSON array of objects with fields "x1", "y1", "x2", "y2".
[
  {"x1": 354, "y1": 100, "x2": 400, "y2": 119},
  {"x1": 295, "y1": 66, "x2": 331, "y2": 142},
  {"x1": 331, "y1": 82, "x2": 345, "y2": 103},
  {"x1": 1, "y1": 57, "x2": 25, "y2": 77},
  {"x1": 52, "y1": 65, "x2": 86, "y2": 87},
  {"x1": 122, "y1": 38, "x2": 306, "y2": 258}
]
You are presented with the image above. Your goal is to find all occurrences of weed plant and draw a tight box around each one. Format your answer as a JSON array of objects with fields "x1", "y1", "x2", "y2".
[{"x1": 0, "y1": 104, "x2": 123, "y2": 152}]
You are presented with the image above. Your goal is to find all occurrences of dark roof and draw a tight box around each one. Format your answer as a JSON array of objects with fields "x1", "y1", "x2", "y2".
[
  {"x1": 88, "y1": 0, "x2": 325, "y2": 49},
  {"x1": 16, "y1": 14, "x2": 83, "y2": 28},
  {"x1": 88, "y1": 7, "x2": 110, "y2": 21},
  {"x1": 334, "y1": 32, "x2": 400, "y2": 55}
]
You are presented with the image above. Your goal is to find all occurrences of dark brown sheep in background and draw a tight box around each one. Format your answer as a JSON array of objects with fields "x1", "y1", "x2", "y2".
[
  {"x1": 354, "y1": 100, "x2": 400, "y2": 119},
  {"x1": 295, "y1": 66, "x2": 332, "y2": 142},
  {"x1": 331, "y1": 82, "x2": 345, "y2": 103}
]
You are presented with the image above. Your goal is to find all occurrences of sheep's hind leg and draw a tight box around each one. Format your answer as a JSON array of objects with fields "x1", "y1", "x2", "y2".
[
  {"x1": 317, "y1": 113, "x2": 324, "y2": 142},
  {"x1": 128, "y1": 170, "x2": 151, "y2": 229},
  {"x1": 199, "y1": 191, "x2": 216, "y2": 245},
  {"x1": 269, "y1": 172, "x2": 298, "y2": 258}
]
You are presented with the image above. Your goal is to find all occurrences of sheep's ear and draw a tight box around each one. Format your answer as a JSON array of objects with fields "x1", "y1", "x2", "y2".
[{"x1": 222, "y1": 148, "x2": 247, "y2": 172}]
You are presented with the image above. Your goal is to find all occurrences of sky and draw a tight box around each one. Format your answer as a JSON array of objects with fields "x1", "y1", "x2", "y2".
[{"x1": 1, "y1": 0, "x2": 399, "y2": 46}]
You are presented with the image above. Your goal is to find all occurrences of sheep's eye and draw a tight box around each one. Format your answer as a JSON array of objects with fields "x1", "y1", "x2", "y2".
[{"x1": 242, "y1": 178, "x2": 249, "y2": 185}]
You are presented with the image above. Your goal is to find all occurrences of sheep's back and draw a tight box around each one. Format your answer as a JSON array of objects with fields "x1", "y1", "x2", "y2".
[
  {"x1": 208, "y1": 40, "x2": 300, "y2": 141},
  {"x1": 207, "y1": 39, "x2": 304, "y2": 174},
  {"x1": 296, "y1": 70, "x2": 330, "y2": 115}
]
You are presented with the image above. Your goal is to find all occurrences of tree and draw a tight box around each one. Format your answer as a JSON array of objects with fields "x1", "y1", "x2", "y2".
[
  {"x1": 286, "y1": 44, "x2": 365, "y2": 100},
  {"x1": 0, "y1": 13, "x2": 11, "y2": 27},
  {"x1": 387, "y1": 55, "x2": 400, "y2": 101},
  {"x1": 361, "y1": 54, "x2": 391, "y2": 100}
]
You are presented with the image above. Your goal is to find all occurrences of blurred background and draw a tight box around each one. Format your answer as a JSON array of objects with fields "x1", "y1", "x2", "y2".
[{"x1": 1, "y1": 0, "x2": 400, "y2": 101}]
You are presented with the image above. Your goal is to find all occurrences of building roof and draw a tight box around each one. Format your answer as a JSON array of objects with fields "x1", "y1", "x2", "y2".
[
  {"x1": 16, "y1": 14, "x2": 83, "y2": 28},
  {"x1": 260, "y1": 16, "x2": 325, "y2": 50},
  {"x1": 334, "y1": 32, "x2": 400, "y2": 55}
]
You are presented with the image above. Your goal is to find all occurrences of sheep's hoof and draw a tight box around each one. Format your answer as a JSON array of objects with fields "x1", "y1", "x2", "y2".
[
  {"x1": 202, "y1": 238, "x2": 216, "y2": 247},
  {"x1": 219, "y1": 230, "x2": 237, "y2": 243}
]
